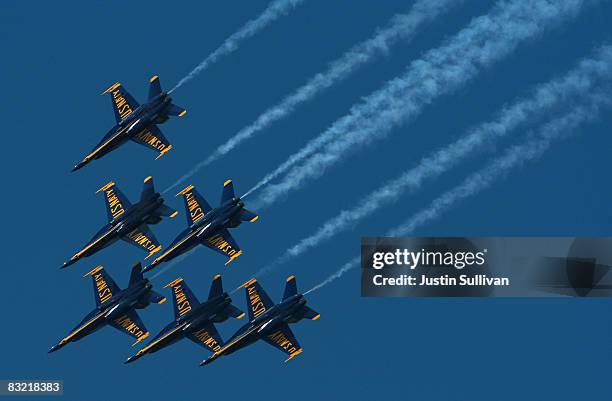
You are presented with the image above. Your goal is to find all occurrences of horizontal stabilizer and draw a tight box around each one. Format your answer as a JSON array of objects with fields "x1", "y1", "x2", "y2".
[
  {"x1": 166, "y1": 103, "x2": 187, "y2": 117},
  {"x1": 157, "y1": 204, "x2": 178, "y2": 218},
  {"x1": 300, "y1": 306, "x2": 320, "y2": 321},
  {"x1": 225, "y1": 304, "x2": 245, "y2": 320},
  {"x1": 148, "y1": 290, "x2": 167, "y2": 305},
  {"x1": 240, "y1": 209, "x2": 259, "y2": 223}
]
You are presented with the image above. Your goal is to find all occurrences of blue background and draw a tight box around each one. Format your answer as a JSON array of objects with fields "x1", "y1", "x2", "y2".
[{"x1": 1, "y1": 1, "x2": 612, "y2": 400}]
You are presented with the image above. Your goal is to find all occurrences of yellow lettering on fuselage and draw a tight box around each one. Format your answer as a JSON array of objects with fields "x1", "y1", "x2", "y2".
[
  {"x1": 112, "y1": 89, "x2": 133, "y2": 120},
  {"x1": 267, "y1": 330, "x2": 298, "y2": 354},
  {"x1": 104, "y1": 188, "x2": 125, "y2": 219},
  {"x1": 247, "y1": 286, "x2": 266, "y2": 318},
  {"x1": 192, "y1": 328, "x2": 221, "y2": 352},
  {"x1": 94, "y1": 273, "x2": 113, "y2": 304},
  {"x1": 173, "y1": 284, "x2": 192, "y2": 316}
]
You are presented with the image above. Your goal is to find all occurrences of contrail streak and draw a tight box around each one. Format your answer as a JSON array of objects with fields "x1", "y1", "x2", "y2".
[
  {"x1": 306, "y1": 91, "x2": 612, "y2": 294},
  {"x1": 250, "y1": 0, "x2": 590, "y2": 208},
  {"x1": 150, "y1": 249, "x2": 197, "y2": 280},
  {"x1": 264, "y1": 45, "x2": 612, "y2": 269},
  {"x1": 165, "y1": 0, "x2": 465, "y2": 192},
  {"x1": 169, "y1": 0, "x2": 305, "y2": 93}
]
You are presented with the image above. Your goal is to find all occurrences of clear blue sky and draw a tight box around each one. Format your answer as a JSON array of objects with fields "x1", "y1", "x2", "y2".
[{"x1": 1, "y1": 1, "x2": 612, "y2": 400}]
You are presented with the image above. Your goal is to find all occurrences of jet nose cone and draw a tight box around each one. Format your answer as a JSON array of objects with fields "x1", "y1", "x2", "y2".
[
  {"x1": 61, "y1": 260, "x2": 75, "y2": 269},
  {"x1": 142, "y1": 264, "x2": 154, "y2": 273},
  {"x1": 71, "y1": 162, "x2": 85, "y2": 172},
  {"x1": 124, "y1": 355, "x2": 139, "y2": 364},
  {"x1": 48, "y1": 344, "x2": 61, "y2": 353}
]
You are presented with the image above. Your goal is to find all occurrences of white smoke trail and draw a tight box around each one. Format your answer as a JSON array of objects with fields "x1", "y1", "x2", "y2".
[
  {"x1": 169, "y1": 0, "x2": 305, "y2": 93},
  {"x1": 250, "y1": 0, "x2": 590, "y2": 208},
  {"x1": 270, "y1": 46, "x2": 612, "y2": 266},
  {"x1": 306, "y1": 92, "x2": 612, "y2": 294},
  {"x1": 165, "y1": 0, "x2": 465, "y2": 193},
  {"x1": 150, "y1": 249, "x2": 197, "y2": 280}
]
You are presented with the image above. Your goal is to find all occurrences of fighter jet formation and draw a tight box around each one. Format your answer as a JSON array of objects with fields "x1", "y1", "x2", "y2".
[{"x1": 53, "y1": 74, "x2": 320, "y2": 367}]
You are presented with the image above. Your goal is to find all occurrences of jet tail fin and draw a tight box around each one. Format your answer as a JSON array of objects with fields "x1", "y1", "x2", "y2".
[
  {"x1": 141, "y1": 176, "x2": 155, "y2": 201},
  {"x1": 282, "y1": 275, "x2": 298, "y2": 301},
  {"x1": 148, "y1": 75, "x2": 162, "y2": 100},
  {"x1": 221, "y1": 180, "x2": 235, "y2": 204},
  {"x1": 208, "y1": 274, "x2": 224, "y2": 300},
  {"x1": 128, "y1": 262, "x2": 144, "y2": 287}
]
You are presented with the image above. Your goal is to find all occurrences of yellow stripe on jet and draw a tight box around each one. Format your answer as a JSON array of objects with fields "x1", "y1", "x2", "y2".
[
  {"x1": 84, "y1": 266, "x2": 104, "y2": 277},
  {"x1": 102, "y1": 82, "x2": 121, "y2": 95},
  {"x1": 96, "y1": 181, "x2": 115, "y2": 193},
  {"x1": 176, "y1": 185, "x2": 194, "y2": 197},
  {"x1": 164, "y1": 277, "x2": 184, "y2": 288},
  {"x1": 71, "y1": 229, "x2": 116, "y2": 260},
  {"x1": 225, "y1": 250, "x2": 243, "y2": 266},
  {"x1": 285, "y1": 348, "x2": 303, "y2": 362},
  {"x1": 60, "y1": 312, "x2": 106, "y2": 344},
  {"x1": 134, "y1": 324, "x2": 184, "y2": 355},
  {"x1": 241, "y1": 278, "x2": 257, "y2": 288},
  {"x1": 132, "y1": 332, "x2": 150, "y2": 347},
  {"x1": 155, "y1": 145, "x2": 173, "y2": 160}
]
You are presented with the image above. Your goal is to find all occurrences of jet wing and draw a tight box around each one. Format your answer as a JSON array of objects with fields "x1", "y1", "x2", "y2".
[
  {"x1": 262, "y1": 323, "x2": 303, "y2": 362},
  {"x1": 110, "y1": 310, "x2": 150, "y2": 346},
  {"x1": 103, "y1": 82, "x2": 139, "y2": 123},
  {"x1": 85, "y1": 266, "x2": 120, "y2": 307},
  {"x1": 131, "y1": 125, "x2": 172, "y2": 159},
  {"x1": 97, "y1": 181, "x2": 132, "y2": 222},
  {"x1": 201, "y1": 228, "x2": 242, "y2": 265},
  {"x1": 241, "y1": 278, "x2": 275, "y2": 320},
  {"x1": 121, "y1": 224, "x2": 162, "y2": 259},
  {"x1": 176, "y1": 185, "x2": 212, "y2": 226},
  {"x1": 164, "y1": 278, "x2": 200, "y2": 319},
  {"x1": 187, "y1": 323, "x2": 223, "y2": 353}
]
